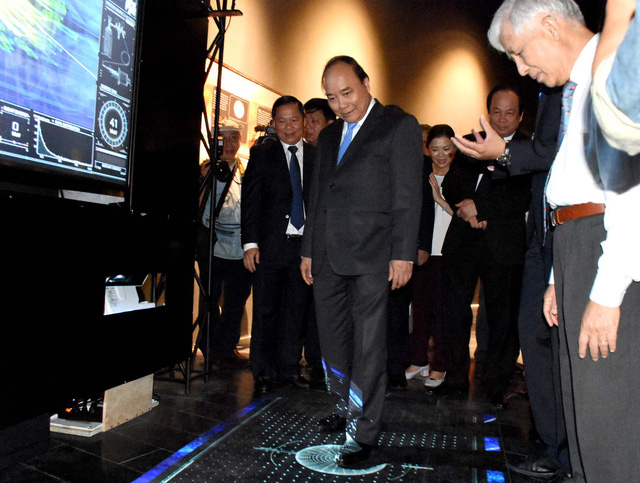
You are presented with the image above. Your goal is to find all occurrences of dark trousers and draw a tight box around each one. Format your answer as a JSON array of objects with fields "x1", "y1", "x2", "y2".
[
  {"x1": 443, "y1": 239, "x2": 522, "y2": 393},
  {"x1": 554, "y1": 214, "x2": 640, "y2": 482},
  {"x1": 249, "y1": 239, "x2": 309, "y2": 380},
  {"x1": 410, "y1": 255, "x2": 446, "y2": 372},
  {"x1": 517, "y1": 232, "x2": 569, "y2": 471},
  {"x1": 313, "y1": 263, "x2": 388, "y2": 445},
  {"x1": 387, "y1": 281, "x2": 411, "y2": 376},
  {"x1": 301, "y1": 292, "x2": 323, "y2": 377},
  {"x1": 196, "y1": 225, "x2": 251, "y2": 359}
]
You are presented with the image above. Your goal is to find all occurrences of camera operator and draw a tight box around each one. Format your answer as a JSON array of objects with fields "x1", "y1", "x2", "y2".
[{"x1": 197, "y1": 120, "x2": 251, "y2": 368}]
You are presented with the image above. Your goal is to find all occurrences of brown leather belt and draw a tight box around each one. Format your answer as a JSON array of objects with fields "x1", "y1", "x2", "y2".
[{"x1": 551, "y1": 202, "x2": 605, "y2": 227}]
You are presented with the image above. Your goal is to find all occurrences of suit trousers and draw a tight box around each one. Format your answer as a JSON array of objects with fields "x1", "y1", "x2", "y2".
[
  {"x1": 443, "y1": 238, "x2": 522, "y2": 394},
  {"x1": 387, "y1": 282, "x2": 411, "y2": 377},
  {"x1": 517, "y1": 232, "x2": 569, "y2": 471},
  {"x1": 313, "y1": 262, "x2": 389, "y2": 445},
  {"x1": 249, "y1": 238, "x2": 309, "y2": 380},
  {"x1": 410, "y1": 256, "x2": 446, "y2": 372},
  {"x1": 301, "y1": 292, "x2": 323, "y2": 376},
  {"x1": 554, "y1": 214, "x2": 640, "y2": 482}
]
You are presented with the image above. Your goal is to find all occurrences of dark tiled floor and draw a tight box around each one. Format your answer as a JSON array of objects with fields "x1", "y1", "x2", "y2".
[{"x1": 1, "y1": 357, "x2": 561, "y2": 482}]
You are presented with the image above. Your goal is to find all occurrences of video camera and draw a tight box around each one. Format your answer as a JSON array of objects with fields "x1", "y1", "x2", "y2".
[{"x1": 254, "y1": 123, "x2": 278, "y2": 146}]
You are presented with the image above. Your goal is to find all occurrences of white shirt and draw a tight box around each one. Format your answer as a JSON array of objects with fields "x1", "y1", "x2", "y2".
[
  {"x1": 546, "y1": 35, "x2": 604, "y2": 209},
  {"x1": 282, "y1": 138, "x2": 306, "y2": 236},
  {"x1": 431, "y1": 174, "x2": 452, "y2": 256},
  {"x1": 549, "y1": 34, "x2": 640, "y2": 307},
  {"x1": 242, "y1": 138, "x2": 305, "y2": 252}
]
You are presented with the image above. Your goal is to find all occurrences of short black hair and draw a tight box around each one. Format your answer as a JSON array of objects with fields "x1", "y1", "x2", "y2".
[
  {"x1": 272, "y1": 96, "x2": 304, "y2": 119},
  {"x1": 426, "y1": 124, "x2": 455, "y2": 146},
  {"x1": 322, "y1": 55, "x2": 369, "y2": 83},
  {"x1": 486, "y1": 83, "x2": 524, "y2": 115},
  {"x1": 304, "y1": 98, "x2": 336, "y2": 122}
]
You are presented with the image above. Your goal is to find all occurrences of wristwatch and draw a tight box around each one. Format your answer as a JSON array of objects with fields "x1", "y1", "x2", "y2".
[{"x1": 495, "y1": 140, "x2": 511, "y2": 167}]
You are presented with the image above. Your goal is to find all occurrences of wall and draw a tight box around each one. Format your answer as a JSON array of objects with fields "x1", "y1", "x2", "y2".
[{"x1": 216, "y1": 0, "x2": 604, "y2": 136}]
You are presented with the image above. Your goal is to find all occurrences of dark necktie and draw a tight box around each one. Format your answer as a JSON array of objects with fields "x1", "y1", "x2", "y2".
[
  {"x1": 288, "y1": 146, "x2": 304, "y2": 229},
  {"x1": 337, "y1": 122, "x2": 357, "y2": 164},
  {"x1": 542, "y1": 80, "x2": 577, "y2": 244}
]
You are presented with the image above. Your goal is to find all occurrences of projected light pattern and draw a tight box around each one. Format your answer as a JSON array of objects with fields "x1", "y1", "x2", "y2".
[
  {"x1": 137, "y1": 392, "x2": 511, "y2": 482},
  {"x1": 487, "y1": 470, "x2": 506, "y2": 482},
  {"x1": 484, "y1": 437, "x2": 501, "y2": 452},
  {"x1": 295, "y1": 444, "x2": 387, "y2": 476}
]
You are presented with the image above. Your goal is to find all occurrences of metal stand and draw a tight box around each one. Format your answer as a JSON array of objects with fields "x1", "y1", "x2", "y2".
[{"x1": 156, "y1": 0, "x2": 242, "y2": 395}]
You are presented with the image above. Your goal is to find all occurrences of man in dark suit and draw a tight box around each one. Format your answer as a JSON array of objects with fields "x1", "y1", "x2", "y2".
[
  {"x1": 453, "y1": 86, "x2": 570, "y2": 478},
  {"x1": 300, "y1": 56, "x2": 422, "y2": 468},
  {"x1": 438, "y1": 85, "x2": 531, "y2": 407},
  {"x1": 241, "y1": 96, "x2": 315, "y2": 394}
]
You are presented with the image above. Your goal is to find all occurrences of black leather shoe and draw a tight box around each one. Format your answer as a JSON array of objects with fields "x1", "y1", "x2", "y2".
[
  {"x1": 507, "y1": 453, "x2": 562, "y2": 479},
  {"x1": 338, "y1": 443, "x2": 377, "y2": 469},
  {"x1": 317, "y1": 414, "x2": 346, "y2": 433},
  {"x1": 254, "y1": 376, "x2": 272, "y2": 394},
  {"x1": 388, "y1": 374, "x2": 408, "y2": 388},
  {"x1": 284, "y1": 374, "x2": 309, "y2": 389}
]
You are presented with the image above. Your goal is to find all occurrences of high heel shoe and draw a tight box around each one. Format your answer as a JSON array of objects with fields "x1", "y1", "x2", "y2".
[
  {"x1": 424, "y1": 371, "x2": 446, "y2": 388},
  {"x1": 405, "y1": 365, "x2": 429, "y2": 380}
]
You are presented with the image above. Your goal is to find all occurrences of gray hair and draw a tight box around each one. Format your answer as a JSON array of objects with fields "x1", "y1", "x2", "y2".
[{"x1": 488, "y1": 0, "x2": 585, "y2": 52}]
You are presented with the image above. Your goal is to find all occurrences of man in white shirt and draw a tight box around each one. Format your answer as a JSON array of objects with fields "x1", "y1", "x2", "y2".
[{"x1": 454, "y1": 0, "x2": 640, "y2": 480}]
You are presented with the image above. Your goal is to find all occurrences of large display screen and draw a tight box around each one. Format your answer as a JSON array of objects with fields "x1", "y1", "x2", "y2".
[{"x1": 0, "y1": 0, "x2": 139, "y2": 188}]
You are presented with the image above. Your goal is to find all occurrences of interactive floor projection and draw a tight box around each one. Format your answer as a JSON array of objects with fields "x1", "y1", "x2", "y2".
[{"x1": 135, "y1": 390, "x2": 510, "y2": 482}]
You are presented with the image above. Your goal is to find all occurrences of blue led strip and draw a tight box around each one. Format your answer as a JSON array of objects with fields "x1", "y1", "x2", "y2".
[{"x1": 132, "y1": 397, "x2": 276, "y2": 483}]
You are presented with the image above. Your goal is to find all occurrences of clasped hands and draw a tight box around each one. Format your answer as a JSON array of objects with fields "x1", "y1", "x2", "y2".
[{"x1": 456, "y1": 199, "x2": 487, "y2": 230}]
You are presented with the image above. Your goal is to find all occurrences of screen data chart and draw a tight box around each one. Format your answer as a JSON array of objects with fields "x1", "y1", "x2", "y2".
[{"x1": 0, "y1": 0, "x2": 139, "y2": 186}]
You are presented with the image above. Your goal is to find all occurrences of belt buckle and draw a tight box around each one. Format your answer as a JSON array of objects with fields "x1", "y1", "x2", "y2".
[{"x1": 550, "y1": 210, "x2": 560, "y2": 227}]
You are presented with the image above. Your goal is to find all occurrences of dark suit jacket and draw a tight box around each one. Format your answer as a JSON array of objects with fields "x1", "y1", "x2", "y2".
[
  {"x1": 509, "y1": 86, "x2": 563, "y2": 248},
  {"x1": 241, "y1": 140, "x2": 315, "y2": 262},
  {"x1": 418, "y1": 156, "x2": 464, "y2": 254},
  {"x1": 301, "y1": 100, "x2": 423, "y2": 276},
  {"x1": 441, "y1": 130, "x2": 532, "y2": 265}
]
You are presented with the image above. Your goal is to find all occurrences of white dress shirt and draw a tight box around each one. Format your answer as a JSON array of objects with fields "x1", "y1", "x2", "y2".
[{"x1": 548, "y1": 34, "x2": 640, "y2": 307}]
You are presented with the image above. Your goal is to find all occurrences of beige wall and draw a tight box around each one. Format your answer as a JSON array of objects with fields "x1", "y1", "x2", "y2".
[{"x1": 216, "y1": 0, "x2": 528, "y2": 136}]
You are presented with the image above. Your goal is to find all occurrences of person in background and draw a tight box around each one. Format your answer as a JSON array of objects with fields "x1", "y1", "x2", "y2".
[
  {"x1": 405, "y1": 124, "x2": 457, "y2": 388},
  {"x1": 197, "y1": 121, "x2": 252, "y2": 368},
  {"x1": 303, "y1": 98, "x2": 336, "y2": 146}
]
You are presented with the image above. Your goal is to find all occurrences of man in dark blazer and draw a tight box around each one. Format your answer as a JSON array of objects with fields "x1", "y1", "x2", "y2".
[
  {"x1": 241, "y1": 96, "x2": 315, "y2": 394},
  {"x1": 439, "y1": 86, "x2": 531, "y2": 407},
  {"x1": 300, "y1": 56, "x2": 422, "y2": 468},
  {"x1": 454, "y1": 85, "x2": 570, "y2": 478}
]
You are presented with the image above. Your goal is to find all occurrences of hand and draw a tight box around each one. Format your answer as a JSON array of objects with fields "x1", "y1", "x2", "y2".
[
  {"x1": 468, "y1": 216, "x2": 487, "y2": 230},
  {"x1": 593, "y1": 0, "x2": 635, "y2": 74},
  {"x1": 389, "y1": 260, "x2": 413, "y2": 290},
  {"x1": 243, "y1": 248, "x2": 260, "y2": 272},
  {"x1": 578, "y1": 300, "x2": 620, "y2": 361},
  {"x1": 455, "y1": 199, "x2": 478, "y2": 222},
  {"x1": 300, "y1": 257, "x2": 313, "y2": 285},
  {"x1": 199, "y1": 160, "x2": 211, "y2": 180},
  {"x1": 429, "y1": 173, "x2": 445, "y2": 204},
  {"x1": 417, "y1": 249, "x2": 429, "y2": 266},
  {"x1": 543, "y1": 284, "x2": 558, "y2": 327},
  {"x1": 451, "y1": 116, "x2": 507, "y2": 160}
]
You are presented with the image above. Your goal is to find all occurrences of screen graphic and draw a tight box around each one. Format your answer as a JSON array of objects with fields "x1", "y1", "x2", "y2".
[{"x1": 0, "y1": 0, "x2": 139, "y2": 186}]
